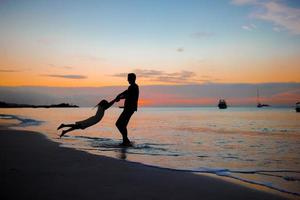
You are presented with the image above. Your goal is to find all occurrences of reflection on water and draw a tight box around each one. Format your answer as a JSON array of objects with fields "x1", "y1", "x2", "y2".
[
  {"x1": 1, "y1": 107, "x2": 300, "y2": 197},
  {"x1": 118, "y1": 147, "x2": 127, "y2": 160}
]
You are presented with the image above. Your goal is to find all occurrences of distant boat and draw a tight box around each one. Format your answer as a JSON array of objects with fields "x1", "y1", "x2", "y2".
[
  {"x1": 296, "y1": 102, "x2": 300, "y2": 112},
  {"x1": 257, "y1": 103, "x2": 270, "y2": 108},
  {"x1": 256, "y1": 88, "x2": 269, "y2": 108},
  {"x1": 218, "y1": 99, "x2": 227, "y2": 109}
]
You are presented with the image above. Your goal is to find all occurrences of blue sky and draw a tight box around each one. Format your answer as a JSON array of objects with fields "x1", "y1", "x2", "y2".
[{"x1": 1, "y1": 0, "x2": 299, "y2": 62}]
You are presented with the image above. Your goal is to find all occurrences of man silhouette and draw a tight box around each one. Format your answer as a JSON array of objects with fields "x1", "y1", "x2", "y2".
[{"x1": 116, "y1": 73, "x2": 139, "y2": 146}]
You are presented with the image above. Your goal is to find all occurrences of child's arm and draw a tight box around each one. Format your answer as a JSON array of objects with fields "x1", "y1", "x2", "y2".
[{"x1": 105, "y1": 98, "x2": 118, "y2": 110}]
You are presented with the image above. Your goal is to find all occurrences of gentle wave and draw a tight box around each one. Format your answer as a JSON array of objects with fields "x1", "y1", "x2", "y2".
[
  {"x1": 136, "y1": 164, "x2": 300, "y2": 196},
  {"x1": 0, "y1": 114, "x2": 43, "y2": 127},
  {"x1": 71, "y1": 135, "x2": 183, "y2": 157}
]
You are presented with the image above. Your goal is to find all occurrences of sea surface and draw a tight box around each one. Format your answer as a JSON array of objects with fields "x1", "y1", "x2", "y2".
[{"x1": 1, "y1": 107, "x2": 300, "y2": 197}]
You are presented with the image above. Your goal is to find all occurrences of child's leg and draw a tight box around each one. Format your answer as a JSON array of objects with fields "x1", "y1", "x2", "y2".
[
  {"x1": 57, "y1": 123, "x2": 76, "y2": 130},
  {"x1": 60, "y1": 126, "x2": 78, "y2": 138}
]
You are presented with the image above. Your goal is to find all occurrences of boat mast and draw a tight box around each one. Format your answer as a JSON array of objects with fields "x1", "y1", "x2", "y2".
[{"x1": 257, "y1": 88, "x2": 260, "y2": 105}]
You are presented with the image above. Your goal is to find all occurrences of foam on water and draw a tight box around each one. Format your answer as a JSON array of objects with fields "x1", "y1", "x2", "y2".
[
  {"x1": 0, "y1": 114, "x2": 43, "y2": 127},
  {"x1": 71, "y1": 135, "x2": 182, "y2": 157},
  {"x1": 130, "y1": 164, "x2": 300, "y2": 196}
]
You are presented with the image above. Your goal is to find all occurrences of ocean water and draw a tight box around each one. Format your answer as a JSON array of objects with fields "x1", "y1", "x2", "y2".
[{"x1": 1, "y1": 107, "x2": 300, "y2": 197}]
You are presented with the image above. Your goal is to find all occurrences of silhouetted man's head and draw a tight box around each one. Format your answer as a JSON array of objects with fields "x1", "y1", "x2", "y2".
[{"x1": 127, "y1": 73, "x2": 136, "y2": 85}]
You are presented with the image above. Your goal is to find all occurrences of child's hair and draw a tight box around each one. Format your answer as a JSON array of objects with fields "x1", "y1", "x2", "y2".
[
  {"x1": 98, "y1": 100, "x2": 108, "y2": 107},
  {"x1": 92, "y1": 99, "x2": 108, "y2": 110}
]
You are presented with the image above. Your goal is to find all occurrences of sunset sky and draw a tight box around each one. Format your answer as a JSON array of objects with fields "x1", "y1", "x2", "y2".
[{"x1": 0, "y1": 0, "x2": 300, "y2": 106}]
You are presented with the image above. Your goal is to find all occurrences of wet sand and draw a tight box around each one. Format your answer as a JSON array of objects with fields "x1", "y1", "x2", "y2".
[{"x1": 0, "y1": 126, "x2": 286, "y2": 200}]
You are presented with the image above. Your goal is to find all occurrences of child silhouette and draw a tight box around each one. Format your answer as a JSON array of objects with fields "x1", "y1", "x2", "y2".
[{"x1": 57, "y1": 98, "x2": 117, "y2": 138}]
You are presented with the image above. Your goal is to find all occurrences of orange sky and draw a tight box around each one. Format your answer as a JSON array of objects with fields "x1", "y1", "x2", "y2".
[{"x1": 1, "y1": 53, "x2": 299, "y2": 87}]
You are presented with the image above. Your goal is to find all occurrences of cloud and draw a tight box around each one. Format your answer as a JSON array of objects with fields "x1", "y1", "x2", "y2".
[
  {"x1": 63, "y1": 66, "x2": 73, "y2": 69},
  {"x1": 191, "y1": 31, "x2": 214, "y2": 39},
  {"x1": 112, "y1": 69, "x2": 206, "y2": 84},
  {"x1": 272, "y1": 26, "x2": 281, "y2": 32},
  {"x1": 253, "y1": 2, "x2": 300, "y2": 35},
  {"x1": 242, "y1": 23, "x2": 257, "y2": 31},
  {"x1": 151, "y1": 71, "x2": 197, "y2": 83},
  {"x1": 42, "y1": 74, "x2": 87, "y2": 79},
  {"x1": 132, "y1": 69, "x2": 164, "y2": 78},
  {"x1": 242, "y1": 25, "x2": 252, "y2": 31},
  {"x1": 0, "y1": 69, "x2": 19, "y2": 72},
  {"x1": 112, "y1": 69, "x2": 164, "y2": 79},
  {"x1": 231, "y1": 0, "x2": 258, "y2": 5},
  {"x1": 232, "y1": 0, "x2": 300, "y2": 35},
  {"x1": 48, "y1": 64, "x2": 73, "y2": 69},
  {"x1": 176, "y1": 47, "x2": 184, "y2": 52}
]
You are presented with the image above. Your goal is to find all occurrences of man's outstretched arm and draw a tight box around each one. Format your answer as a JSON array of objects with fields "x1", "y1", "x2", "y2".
[
  {"x1": 105, "y1": 98, "x2": 118, "y2": 109},
  {"x1": 117, "y1": 90, "x2": 128, "y2": 100}
]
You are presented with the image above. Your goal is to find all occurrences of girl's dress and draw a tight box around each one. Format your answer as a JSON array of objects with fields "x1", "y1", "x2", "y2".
[{"x1": 75, "y1": 106, "x2": 104, "y2": 129}]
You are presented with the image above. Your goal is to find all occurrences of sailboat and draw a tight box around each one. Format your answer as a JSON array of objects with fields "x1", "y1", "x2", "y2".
[
  {"x1": 296, "y1": 102, "x2": 300, "y2": 112},
  {"x1": 256, "y1": 88, "x2": 269, "y2": 108},
  {"x1": 218, "y1": 99, "x2": 227, "y2": 109}
]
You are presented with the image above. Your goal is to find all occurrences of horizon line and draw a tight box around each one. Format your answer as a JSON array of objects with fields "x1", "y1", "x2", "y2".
[{"x1": 0, "y1": 81, "x2": 300, "y2": 88}]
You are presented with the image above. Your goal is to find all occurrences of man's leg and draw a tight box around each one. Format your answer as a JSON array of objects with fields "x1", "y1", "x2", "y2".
[{"x1": 116, "y1": 110, "x2": 134, "y2": 145}]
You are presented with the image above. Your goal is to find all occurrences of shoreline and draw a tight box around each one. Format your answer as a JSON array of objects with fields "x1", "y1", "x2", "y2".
[{"x1": 0, "y1": 125, "x2": 288, "y2": 200}]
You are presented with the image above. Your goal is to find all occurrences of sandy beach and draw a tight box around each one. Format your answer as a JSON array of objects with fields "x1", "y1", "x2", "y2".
[{"x1": 0, "y1": 126, "x2": 287, "y2": 200}]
